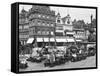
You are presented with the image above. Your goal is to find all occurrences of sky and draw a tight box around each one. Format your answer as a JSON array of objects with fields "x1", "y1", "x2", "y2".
[{"x1": 19, "y1": 5, "x2": 96, "y2": 24}]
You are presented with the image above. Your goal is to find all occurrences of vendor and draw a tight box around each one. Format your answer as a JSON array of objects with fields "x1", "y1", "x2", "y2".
[
  {"x1": 49, "y1": 52, "x2": 55, "y2": 63},
  {"x1": 31, "y1": 47, "x2": 39, "y2": 57}
]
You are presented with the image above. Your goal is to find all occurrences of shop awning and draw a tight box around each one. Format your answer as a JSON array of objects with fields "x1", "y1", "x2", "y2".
[
  {"x1": 56, "y1": 38, "x2": 67, "y2": 42},
  {"x1": 44, "y1": 38, "x2": 49, "y2": 42},
  {"x1": 66, "y1": 32, "x2": 75, "y2": 35},
  {"x1": 67, "y1": 38, "x2": 75, "y2": 42},
  {"x1": 26, "y1": 38, "x2": 34, "y2": 44},
  {"x1": 56, "y1": 30, "x2": 63, "y2": 32},
  {"x1": 76, "y1": 39, "x2": 82, "y2": 42},
  {"x1": 37, "y1": 38, "x2": 43, "y2": 42},
  {"x1": 50, "y1": 38, "x2": 55, "y2": 42}
]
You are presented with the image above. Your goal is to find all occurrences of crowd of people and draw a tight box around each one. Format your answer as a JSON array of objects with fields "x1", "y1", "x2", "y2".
[{"x1": 19, "y1": 42, "x2": 96, "y2": 69}]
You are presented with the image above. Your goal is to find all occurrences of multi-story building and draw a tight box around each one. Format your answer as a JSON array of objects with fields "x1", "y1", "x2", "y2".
[
  {"x1": 19, "y1": 6, "x2": 88, "y2": 46},
  {"x1": 19, "y1": 8, "x2": 29, "y2": 45},
  {"x1": 27, "y1": 5, "x2": 56, "y2": 46},
  {"x1": 55, "y1": 12, "x2": 64, "y2": 36},
  {"x1": 55, "y1": 13, "x2": 75, "y2": 44},
  {"x1": 61, "y1": 14, "x2": 74, "y2": 38}
]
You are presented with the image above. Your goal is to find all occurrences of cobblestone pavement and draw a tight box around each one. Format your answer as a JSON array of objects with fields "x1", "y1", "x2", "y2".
[{"x1": 19, "y1": 55, "x2": 96, "y2": 72}]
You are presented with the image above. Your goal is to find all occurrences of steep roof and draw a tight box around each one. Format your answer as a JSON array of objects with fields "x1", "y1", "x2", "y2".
[{"x1": 28, "y1": 5, "x2": 55, "y2": 16}]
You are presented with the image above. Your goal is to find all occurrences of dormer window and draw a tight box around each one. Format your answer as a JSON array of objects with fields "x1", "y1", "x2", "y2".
[
  {"x1": 57, "y1": 19, "x2": 60, "y2": 23},
  {"x1": 67, "y1": 19, "x2": 70, "y2": 24}
]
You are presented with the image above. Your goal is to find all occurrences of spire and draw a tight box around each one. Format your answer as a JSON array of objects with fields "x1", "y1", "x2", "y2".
[
  {"x1": 21, "y1": 7, "x2": 26, "y2": 13},
  {"x1": 67, "y1": 9, "x2": 71, "y2": 18},
  {"x1": 91, "y1": 14, "x2": 93, "y2": 22},
  {"x1": 56, "y1": 12, "x2": 62, "y2": 24},
  {"x1": 91, "y1": 14, "x2": 93, "y2": 27}
]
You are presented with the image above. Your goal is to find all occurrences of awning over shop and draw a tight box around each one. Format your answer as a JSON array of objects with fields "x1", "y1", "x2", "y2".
[
  {"x1": 76, "y1": 39, "x2": 82, "y2": 42},
  {"x1": 50, "y1": 38, "x2": 55, "y2": 42},
  {"x1": 67, "y1": 38, "x2": 75, "y2": 42},
  {"x1": 37, "y1": 38, "x2": 43, "y2": 42},
  {"x1": 56, "y1": 38, "x2": 67, "y2": 42},
  {"x1": 44, "y1": 38, "x2": 49, "y2": 42},
  {"x1": 26, "y1": 38, "x2": 34, "y2": 44},
  {"x1": 66, "y1": 32, "x2": 75, "y2": 35},
  {"x1": 56, "y1": 30, "x2": 63, "y2": 32}
]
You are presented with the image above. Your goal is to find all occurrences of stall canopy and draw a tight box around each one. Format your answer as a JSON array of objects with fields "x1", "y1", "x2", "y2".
[
  {"x1": 56, "y1": 30, "x2": 64, "y2": 32},
  {"x1": 67, "y1": 38, "x2": 75, "y2": 42},
  {"x1": 37, "y1": 38, "x2": 43, "y2": 42},
  {"x1": 76, "y1": 39, "x2": 82, "y2": 42},
  {"x1": 56, "y1": 38, "x2": 67, "y2": 42},
  {"x1": 50, "y1": 38, "x2": 55, "y2": 42},
  {"x1": 44, "y1": 38, "x2": 49, "y2": 42},
  {"x1": 26, "y1": 38, "x2": 34, "y2": 44}
]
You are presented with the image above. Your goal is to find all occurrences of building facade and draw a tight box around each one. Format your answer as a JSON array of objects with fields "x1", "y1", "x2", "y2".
[
  {"x1": 73, "y1": 29, "x2": 86, "y2": 42},
  {"x1": 19, "y1": 6, "x2": 89, "y2": 46},
  {"x1": 55, "y1": 13, "x2": 64, "y2": 36},
  {"x1": 19, "y1": 5, "x2": 56, "y2": 45},
  {"x1": 28, "y1": 5, "x2": 56, "y2": 38},
  {"x1": 19, "y1": 8, "x2": 29, "y2": 45}
]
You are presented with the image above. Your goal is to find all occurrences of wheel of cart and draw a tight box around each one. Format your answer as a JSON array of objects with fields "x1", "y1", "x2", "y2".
[
  {"x1": 44, "y1": 59, "x2": 55, "y2": 67},
  {"x1": 44, "y1": 53, "x2": 56, "y2": 67},
  {"x1": 19, "y1": 60, "x2": 28, "y2": 69},
  {"x1": 88, "y1": 47, "x2": 96, "y2": 56},
  {"x1": 44, "y1": 59, "x2": 50, "y2": 67},
  {"x1": 81, "y1": 42, "x2": 96, "y2": 57},
  {"x1": 54, "y1": 56, "x2": 65, "y2": 65}
]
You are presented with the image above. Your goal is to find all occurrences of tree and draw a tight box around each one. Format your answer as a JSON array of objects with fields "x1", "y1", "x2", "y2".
[
  {"x1": 91, "y1": 19, "x2": 96, "y2": 28},
  {"x1": 88, "y1": 33, "x2": 96, "y2": 42},
  {"x1": 72, "y1": 20, "x2": 86, "y2": 29}
]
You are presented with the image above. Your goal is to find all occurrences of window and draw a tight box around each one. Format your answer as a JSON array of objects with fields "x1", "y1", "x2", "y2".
[
  {"x1": 33, "y1": 14, "x2": 34, "y2": 17},
  {"x1": 38, "y1": 14, "x2": 41, "y2": 17},
  {"x1": 51, "y1": 17, "x2": 53, "y2": 19},
  {"x1": 33, "y1": 30, "x2": 35, "y2": 34},
  {"x1": 37, "y1": 31, "x2": 41, "y2": 34},
  {"x1": 24, "y1": 25, "x2": 29, "y2": 29},
  {"x1": 42, "y1": 31, "x2": 45, "y2": 35},
  {"x1": 32, "y1": 20, "x2": 35, "y2": 26},
  {"x1": 43, "y1": 15, "x2": 45, "y2": 18},
  {"x1": 19, "y1": 26, "x2": 22, "y2": 29},
  {"x1": 19, "y1": 35, "x2": 28, "y2": 38},
  {"x1": 38, "y1": 21, "x2": 41, "y2": 25},
  {"x1": 51, "y1": 23, "x2": 53, "y2": 26},
  {"x1": 42, "y1": 31, "x2": 49, "y2": 35},
  {"x1": 42, "y1": 22, "x2": 45, "y2": 25},
  {"x1": 57, "y1": 19, "x2": 60, "y2": 23},
  {"x1": 51, "y1": 32, "x2": 54, "y2": 35},
  {"x1": 47, "y1": 16, "x2": 49, "y2": 19},
  {"x1": 47, "y1": 22, "x2": 49, "y2": 26},
  {"x1": 46, "y1": 31, "x2": 49, "y2": 35},
  {"x1": 67, "y1": 19, "x2": 70, "y2": 24}
]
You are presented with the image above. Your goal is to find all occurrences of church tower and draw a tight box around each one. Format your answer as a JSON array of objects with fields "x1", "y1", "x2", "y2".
[
  {"x1": 56, "y1": 12, "x2": 62, "y2": 24},
  {"x1": 62, "y1": 14, "x2": 72, "y2": 25}
]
